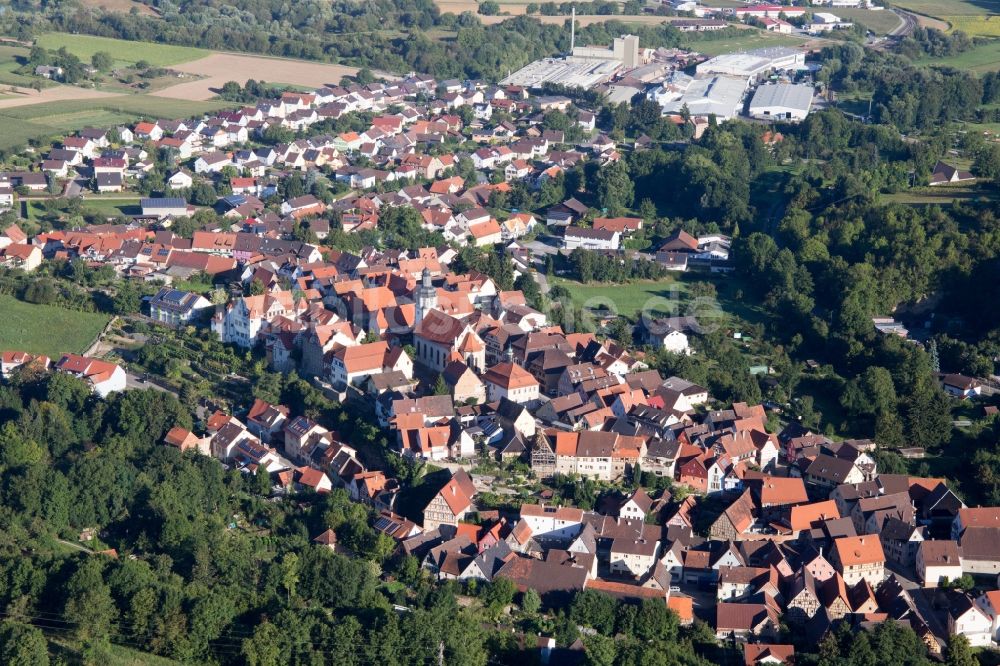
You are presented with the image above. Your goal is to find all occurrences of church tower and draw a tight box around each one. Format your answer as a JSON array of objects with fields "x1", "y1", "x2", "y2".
[{"x1": 415, "y1": 267, "x2": 437, "y2": 325}]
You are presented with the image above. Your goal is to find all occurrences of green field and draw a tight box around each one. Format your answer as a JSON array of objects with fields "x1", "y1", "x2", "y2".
[
  {"x1": 688, "y1": 30, "x2": 809, "y2": 56},
  {"x1": 0, "y1": 96, "x2": 235, "y2": 151},
  {"x1": 0, "y1": 44, "x2": 52, "y2": 88},
  {"x1": 832, "y1": 8, "x2": 905, "y2": 34},
  {"x1": 34, "y1": 33, "x2": 207, "y2": 67},
  {"x1": 917, "y1": 38, "x2": 1000, "y2": 71},
  {"x1": 553, "y1": 275, "x2": 688, "y2": 320},
  {"x1": 0, "y1": 294, "x2": 109, "y2": 357}
]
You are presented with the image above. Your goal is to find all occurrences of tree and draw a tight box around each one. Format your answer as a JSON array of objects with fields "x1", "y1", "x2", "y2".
[
  {"x1": 594, "y1": 160, "x2": 634, "y2": 215},
  {"x1": 280, "y1": 552, "x2": 300, "y2": 604},
  {"x1": 521, "y1": 588, "x2": 541, "y2": 615},
  {"x1": 514, "y1": 272, "x2": 542, "y2": 310},
  {"x1": 91, "y1": 51, "x2": 113, "y2": 72},
  {"x1": 63, "y1": 559, "x2": 115, "y2": 642},
  {"x1": 583, "y1": 634, "x2": 616, "y2": 666},
  {"x1": 479, "y1": 0, "x2": 500, "y2": 14},
  {"x1": 0, "y1": 620, "x2": 49, "y2": 666},
  {"x1": 242, "y1": 622, "x2": 283, "y2": 666},
  {"x1": 945, "y1": 634, "x2": 976, "y2": 666},
  {"x1": 433, "y1": 374, "x2": 450, "y2": 396}
]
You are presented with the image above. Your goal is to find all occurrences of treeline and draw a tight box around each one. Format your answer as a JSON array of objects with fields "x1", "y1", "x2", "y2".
[{"x1": 10, "y1": 0, "x2": 749, "y2": 80}]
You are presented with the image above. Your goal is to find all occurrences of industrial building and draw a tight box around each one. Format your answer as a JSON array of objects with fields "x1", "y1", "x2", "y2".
[
  {"x1": 499, "y1": 57, "x2": 621, "y2": 89},
  {"x1": 500, "y1": 34, "x2": 644, "y2": 90},
  {"x1": 648, "y1": 72, "x2": 749, "y2": 121},
  {"x1": 748, "y1": 83, "x2": 814, "y2": 121},
  {"x1": 695, "y1": 47, "x2": 807, "y2": 81},
  {"x1": 573, "y1": 35, "x2": 643, "y2": 69}
]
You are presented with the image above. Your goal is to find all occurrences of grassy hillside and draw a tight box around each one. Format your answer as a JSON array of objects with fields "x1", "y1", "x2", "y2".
[{"x1": 0, "y1": 294, "x2": 109, "y2": 357}]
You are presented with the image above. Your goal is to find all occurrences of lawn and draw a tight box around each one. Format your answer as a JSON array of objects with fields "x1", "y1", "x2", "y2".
[
  {"x1": 685, "y1": 30, "x2": 808, "y2": 56},
  {"x1": 0, "y1": 294, "x2": 109, "y2": 357},
  {"x1": 551, "y1": 275, "x2": 688, "y2": 320},
  {"x1": 34, "y1": 33, "x2": 207, "y2": 68}
]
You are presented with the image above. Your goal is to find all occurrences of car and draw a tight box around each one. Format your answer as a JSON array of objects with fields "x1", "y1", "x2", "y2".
[{"x1": 669, "y1": 585, "x2": 681, "y2": 592}]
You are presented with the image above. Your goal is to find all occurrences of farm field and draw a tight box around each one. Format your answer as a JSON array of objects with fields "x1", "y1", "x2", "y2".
[
  {"x1": 150, "y1": 53, "x2": 362, "y2": 101},
  {"x1": 943, "y1": 14, "x2": 1000, "y2": 35},
  {"x1": 891, "y1": 0, "x2": 994, "y2": 16},
  {"x1": 34, "y1": 32, "x2": 206, "y2": 68},
  {"x1": 0, "y1": 294, "x2": 110, "y2": 358}
]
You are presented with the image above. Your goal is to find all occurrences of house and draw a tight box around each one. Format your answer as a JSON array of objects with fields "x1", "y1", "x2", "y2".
[
  {"x1": 1, "y1": 244, "x2": 42, "y2": 272},
  {"x1": 940, "y1": 373, "x2": 982, "y2": 399},
  {"x1": 148, "y1": 287, "x2": 213, "y2": 326},
  {"x1": 55, "y1": 354, "x2": 127, "y2": 397},
  {"x1": 330, "y1": 342, "x2": 412, "y2": 389},
  {"x1": 95, "y1": 172, "x2": 124, "y2": 193},
  {"x1": 830, "y1": 535, "x2": 885, "y2": 587},
  {"x1": 443, "y1": 360, "x2": 487, "y2": 405},
  {"x1": 609, "y1": 523, "x2": 661, "y2": 577},
  {"x1": 468, "y1": 219, "x2": 503, "y2": 247},
  {"x1": 1, "y1": 351, "x2": 50, "y2": 379},
  {"x1": 916, "y1": 540, "x2": 962, "y2": 587},
  {"x1": 141, "y1": 197, "x2": 188, "y2": 219},
  {"x1": 562, "y1": 227, "x2": 620, "y2": 251},
  {"x1": 949, "y1": 594, "x2": 994, "y2": 647},
  {"x1": 482, "y1": 361, "x2": 540, "y2": 404},
  {"x1": 164, "y1": 427, "x2": 211, "y2": 455},
  {"x1": 313, "y1": 529, "x2": 337, "y2": 552},
  {"x1": 246, "y1": 398, "x2": 290, "y2": 444},
  {"x1": 168, "y1": 170, "x2": 194, "y2": 189},
  {"x1": 929, "y1": 161, "x2": 975, "y2": 186},
  {"x1": 743, "y1": 644, "x2": 794, "y2": 666},
  {"x1": 281, "y1": 194, "x2": 327, "y2": 219},
  {"x1": 641, "y1": 319, "x2": 692, "y2": 355},
  {"x1": 422, "y1": 470, "x2": 477, "y2": 529},
  {"x1": 715, "y1": 602, "x2": 780, "y2": 641},
  {"x1": 975, "y1": 590, "x2": 1000, "y2": 644}
]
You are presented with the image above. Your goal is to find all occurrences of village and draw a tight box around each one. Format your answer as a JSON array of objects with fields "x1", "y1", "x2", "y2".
[{"x1": 0, "y1": 20, "x2": 997, "y2": 666}]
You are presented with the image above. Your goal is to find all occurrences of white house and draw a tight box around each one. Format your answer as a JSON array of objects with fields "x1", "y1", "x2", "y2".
[
  {"x1": 563, "y1": 227, "x2": 620, "y2": 251},
  {"x1": 949, "y1": 595, "x2": 994, "y2": 648},
  {"x1": 55, "y1": 354, "x2": 127, "y2": 397}
]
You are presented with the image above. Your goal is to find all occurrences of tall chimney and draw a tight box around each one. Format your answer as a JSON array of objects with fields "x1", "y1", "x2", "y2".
[{"x1": 570, "y1": 7, "x2": 576, "y2": 54}]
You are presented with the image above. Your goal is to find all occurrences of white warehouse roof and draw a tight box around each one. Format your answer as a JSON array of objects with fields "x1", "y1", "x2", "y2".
[{"x1": 748, "y1": 83, "x2": 814, "y2": 119}]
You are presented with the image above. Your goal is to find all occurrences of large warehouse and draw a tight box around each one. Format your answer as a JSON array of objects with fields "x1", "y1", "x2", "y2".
[
  {"x1": 748, "y1": 83, "x2": 814, "y2": 121},
  {"x1": 695, "y1": 47, "x2": 807, "y2": 81},
  {"x1": 648, "y1": 72, "x2": 749, "y2": 121}
]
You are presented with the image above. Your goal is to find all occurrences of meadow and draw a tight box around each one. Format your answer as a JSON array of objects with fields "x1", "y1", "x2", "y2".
[
  {"x1": 917, "y1": 38, "x2": 1000, "y2": 70},
  {"x1": 892, "y1": 0, "x2": 1000, "y2": 36},
  {"x1": 0, "y1": 294, "x2": 109, "y2": 357},
  {"x1": 34, "y1": 33, "x2": 206, "y2": 68},
  {"x1": 830, "y1": 8, "x2": 905, "y2": 34}
]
